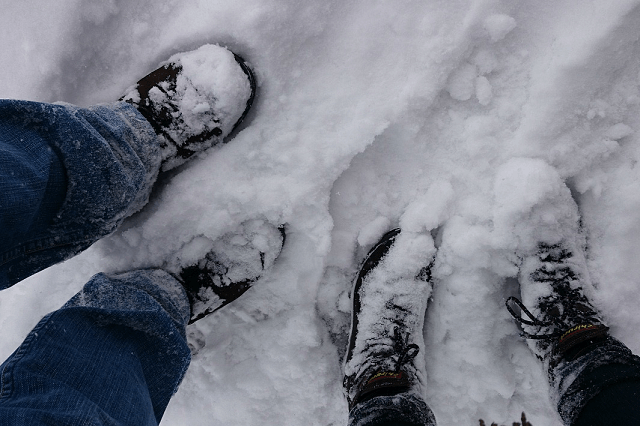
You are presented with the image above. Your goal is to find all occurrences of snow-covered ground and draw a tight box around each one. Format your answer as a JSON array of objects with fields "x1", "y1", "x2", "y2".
[{"x1": 3, "y1": 0, "x2": 640, "y2": 424}]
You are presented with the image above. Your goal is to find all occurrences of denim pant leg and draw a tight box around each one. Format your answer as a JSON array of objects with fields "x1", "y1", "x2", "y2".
[
  {"x1": 0, "y1": 99, "x2": 161, "y2": 288},
  {"x1": 552, "y1": 337, "x2": 640, "y2": 426},
  {"x1": 0, "y1": 269, "x2": 192, "y2": 426},
  {"x1": 0, "y1": 100, "x2": 189, "y2": 424},
  {"x1": 348, "y1": 393, "x2": 437, "y2": 426}
]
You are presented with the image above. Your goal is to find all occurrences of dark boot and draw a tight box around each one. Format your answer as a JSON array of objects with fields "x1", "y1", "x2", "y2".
[
  {"x1": 507, "y1": 239, "x2": 609, "y2": 370},
  {"x1": 343, "y1": 228, "x2": 436, "y2": 426},
  {"x1": 166, "y1": 220, "x2": 284, "y2": 323},
  {"x1": 121, "y1": 44, "x2": 256, "y2": 171},
  {"x1": 505, "y1": 229, "x2": 640, "y2": 425}
]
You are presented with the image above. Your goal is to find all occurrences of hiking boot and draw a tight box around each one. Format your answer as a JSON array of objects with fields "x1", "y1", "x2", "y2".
[
  {"x1": 165, "y1": 219, "x2": 284, "y2": 324},
  {"x1": 343, "y1": 228, "x2": 434, "y2": 411},
  {"x1": 121, "y1": 44, "x2": 256, "y2": 171},
  {"x1": 507, "y1": 238, "x2": 609, "y2": 368}
]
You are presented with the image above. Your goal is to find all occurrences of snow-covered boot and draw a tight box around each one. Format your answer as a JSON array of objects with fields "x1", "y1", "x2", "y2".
[
  {"x1": 497, "y1": 166, "x2": 640, "y2": 424},
  {"x1": 165, "y1": 220, "x2": 284, "y2": 324},
  {"x1": 343, "y1": 228, "x2": 435, "y2": 419},
  {"x1": 507, "y1": 239, "x2": 609, "y2": 369},
  {"x1": 506, "y1": 234, "x2": 640, "y2": 425},
  {"x1": 121, "y1": 44, "x2": 256, "y2": 171}
]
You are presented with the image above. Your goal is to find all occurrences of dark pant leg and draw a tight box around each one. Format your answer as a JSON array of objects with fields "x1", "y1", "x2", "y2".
[
  {"x1": 348, "y1": 393, "x2": 437, "y2": 426},
  {"x1": 553, "y1": 337, "x2": 640, "y2": 426},
  {"x1": 573, "y1": 364, "x2": 640, "y2": 426},
  {"x1": 0, "y1": 269, "x2": 191, "y2": 425},
  {"x1": 0, "y1": 100, "x2": 160, "y2": 288}
]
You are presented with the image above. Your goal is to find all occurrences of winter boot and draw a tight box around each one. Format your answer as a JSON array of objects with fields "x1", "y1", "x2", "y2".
[
  {"x1": 121, "y1": 44, "x2": 256, "y2": 171},
  {"x1": 506, "y1": 235, "x2": 640, "y2": 425},
  {"x1": 507, "y1": 238, "x2": 609, "y2": 369},
  {"x1": 165, "y1": 220, "x2": 284, "y2": 324},
  {"x1": 343, "y1": 228, "x2": 435, "y2": 416}
]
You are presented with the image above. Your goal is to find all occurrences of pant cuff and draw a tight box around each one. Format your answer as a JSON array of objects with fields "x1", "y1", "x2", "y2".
[{"x1": 348, "y1": 392, "x2": 437, "y2": 426}]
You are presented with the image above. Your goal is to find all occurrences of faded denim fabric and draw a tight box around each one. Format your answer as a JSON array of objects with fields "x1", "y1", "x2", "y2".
[
  {"x1": 0, "y1": 99, "x2": 161, "y2": 288},
  {"x1": 0, "y1": 100, "x2": 191, "y2": 425},
  {"x1": 0, "y1": 270, "x2": 191, "y2": 425}
]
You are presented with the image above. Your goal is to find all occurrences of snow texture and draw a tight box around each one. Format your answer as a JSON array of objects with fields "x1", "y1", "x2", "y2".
[{"x1": 4, "y1": 1, "x2": 640, "y2": 425}]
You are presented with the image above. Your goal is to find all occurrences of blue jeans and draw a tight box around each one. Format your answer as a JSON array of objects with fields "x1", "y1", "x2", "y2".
[
  {"x1": 0, "y1": 99, "x2": 191, "y2": 425},
  {"x1": 0, "y1": 100, "x2": 160, "y2": 287}
]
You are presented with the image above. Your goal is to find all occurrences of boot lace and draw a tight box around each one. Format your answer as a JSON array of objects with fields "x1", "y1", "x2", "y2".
[
  {"x1": 391, "y1": 326, "x2": 420, "y2": 371},
  {"x1": 506, "y1": 243, "x2": 602, "y2": 341},
  {"x1": 344, "y1": 324, "x2": 420, "y2": 391},
  {"x1": 506, "y1": 296, "x2": 560, "y2": 340}
]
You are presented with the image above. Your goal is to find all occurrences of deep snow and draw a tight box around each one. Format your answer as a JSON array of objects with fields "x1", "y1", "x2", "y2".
[{"x1": 3, "y1": 0, "x2": 640, "y2": 425}]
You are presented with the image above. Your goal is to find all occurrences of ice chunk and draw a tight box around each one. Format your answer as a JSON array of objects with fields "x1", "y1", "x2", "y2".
[
  {"x1": 484, "y1": 14, "x2": 517, "y2": 42},
  {"x1": 606, "y1": 123, "x2": 633, "y2": 140},
  {"x1": 472, "y1": 49, "x2": 499, "y2": 75},
  {"x1": 447, "y1": 63, "x2": 477, "y2": 101},
  {"x1": 476, "y1": 76, "x2": 493, "y2": 105},
  {"x1": 357, "y1": 216, "x2": 392, "y2": 247}
]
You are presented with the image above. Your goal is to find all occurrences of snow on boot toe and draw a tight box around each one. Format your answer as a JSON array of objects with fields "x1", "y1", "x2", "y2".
[
  {"x1": 166, "y1": 219, "x2": 284, "y2": 324},
  {"x1": 121, "y1": 44, "x2": 256, "y2": 171}
]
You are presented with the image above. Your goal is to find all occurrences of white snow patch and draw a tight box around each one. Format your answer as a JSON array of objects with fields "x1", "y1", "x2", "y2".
[
  {"x1": 447, "y1": 62, "x2": 477, "y2": 101},
  {"x1": 476, "y1": 76, "x2": 493, "y2": 105},
  {"x1": 606, "y1": 123, "x2": 633, "y2": 140},
  {"x1": 357, "y1": 216, "x2": 392, "y2": 247},
  {"x1": 483, "y1": 14, "x2": 517, "y2": 42}
]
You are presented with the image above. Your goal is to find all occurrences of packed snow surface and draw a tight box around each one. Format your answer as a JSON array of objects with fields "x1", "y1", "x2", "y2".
[{"x1": 3, "y1": 1, "x2": 640, "y2": 425}]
